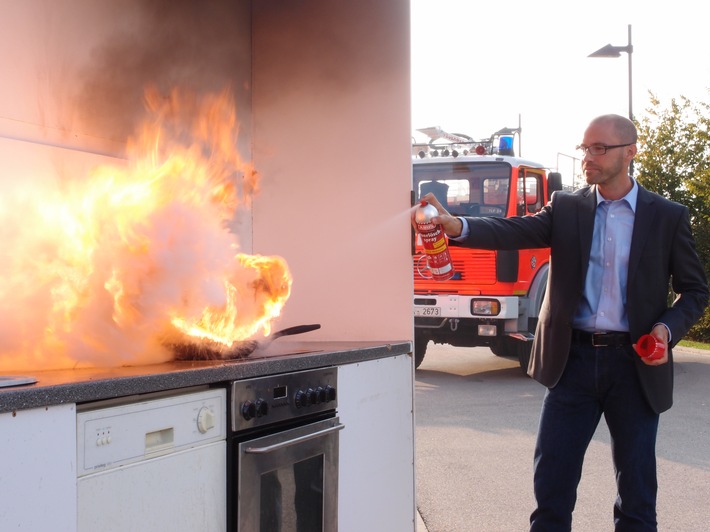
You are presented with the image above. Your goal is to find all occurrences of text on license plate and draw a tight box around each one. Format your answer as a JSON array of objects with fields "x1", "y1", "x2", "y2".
[{"x1": 414, "y1": 307, "x2": 441, "y2": 317}]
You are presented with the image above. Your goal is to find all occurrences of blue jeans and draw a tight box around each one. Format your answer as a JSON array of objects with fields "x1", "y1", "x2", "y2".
[{"x1": 529, "y1": 343, "x2": 660, "y2": 531}]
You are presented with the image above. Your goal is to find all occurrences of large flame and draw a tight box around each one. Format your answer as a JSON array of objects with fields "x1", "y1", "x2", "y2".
[{"x1": 0, "y1": 88, "x2": 292, "y2": 371}]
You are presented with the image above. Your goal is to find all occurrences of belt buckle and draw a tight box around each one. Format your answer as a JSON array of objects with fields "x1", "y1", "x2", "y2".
[{"x1": 591, "y1": 332, "x2": 608, "y2": 347}]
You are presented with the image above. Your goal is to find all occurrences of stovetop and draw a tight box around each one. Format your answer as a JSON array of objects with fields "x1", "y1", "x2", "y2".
[{"x1": 0, "y1": 340, "x2": 411, "y2": 414}]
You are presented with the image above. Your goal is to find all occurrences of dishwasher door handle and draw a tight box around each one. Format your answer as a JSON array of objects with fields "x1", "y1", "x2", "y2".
[{"x1": 245, "y1": 423, "x2": 345, "y2": 454}]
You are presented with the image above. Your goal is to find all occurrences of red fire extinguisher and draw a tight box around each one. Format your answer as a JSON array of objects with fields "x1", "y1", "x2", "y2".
[{"x1": 415, "y1": 200, "x2": 454, "y2": 281}]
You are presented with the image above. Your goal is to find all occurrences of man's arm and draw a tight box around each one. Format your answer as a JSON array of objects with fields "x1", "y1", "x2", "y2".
[{"x1": 661, "y1": 206, "x2": 709, "y2": 344}]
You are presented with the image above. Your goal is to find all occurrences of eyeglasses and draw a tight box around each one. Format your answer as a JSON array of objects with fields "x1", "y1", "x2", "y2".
[{"x1": 576, "y1": 143, "x2": 634, "y2": 156}]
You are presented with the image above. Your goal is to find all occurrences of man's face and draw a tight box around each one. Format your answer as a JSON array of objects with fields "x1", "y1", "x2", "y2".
[{"x1": 580, "y1": 121, "x2": 634, "y2": 187}]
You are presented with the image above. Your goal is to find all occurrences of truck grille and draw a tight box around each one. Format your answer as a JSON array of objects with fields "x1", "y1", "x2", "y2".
[{"x1": 413, "y1": 250, "x2": 497, "y2": 293}]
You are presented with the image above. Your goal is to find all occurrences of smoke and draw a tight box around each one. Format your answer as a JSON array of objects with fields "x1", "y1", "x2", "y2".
[
  {"x1": 251, "y1": 0, "x2": 405, "y2": 105},
  {"x1": 75, "y1": 0, "x2": 251, "y2": 144}
]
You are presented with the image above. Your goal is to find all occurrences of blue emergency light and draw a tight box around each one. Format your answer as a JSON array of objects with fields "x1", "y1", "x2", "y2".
[{"x1": 498, "y1": 135, "x2": 515, "y2": 156}]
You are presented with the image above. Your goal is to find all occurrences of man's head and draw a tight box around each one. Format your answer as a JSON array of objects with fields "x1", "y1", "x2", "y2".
[{"x1": 578, "y1": 114, "x2": 637, "y2": 198}]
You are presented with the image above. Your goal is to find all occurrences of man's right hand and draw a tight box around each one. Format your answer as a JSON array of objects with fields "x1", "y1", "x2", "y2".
[{"x1": 418, "y1": 193, "x2": 464, "y2": 238}]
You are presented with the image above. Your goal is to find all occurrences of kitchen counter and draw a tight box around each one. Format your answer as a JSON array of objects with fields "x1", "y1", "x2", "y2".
[{"x1": 0, "y1": 340, "x2": 412, "y2": 413}]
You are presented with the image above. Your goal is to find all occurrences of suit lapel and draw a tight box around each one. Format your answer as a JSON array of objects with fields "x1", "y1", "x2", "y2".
[
  {"x1": 628, "y1": 186, "x2": 656, "y2": 285},
  {"x1": 577, "y1": 187, "x2": 597, "y2": 282}
]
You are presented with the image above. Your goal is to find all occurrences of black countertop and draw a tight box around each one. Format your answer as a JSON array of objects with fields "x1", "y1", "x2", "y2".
[{"x1": 0, "y1": 340, "x2": 412, "y2": 413}]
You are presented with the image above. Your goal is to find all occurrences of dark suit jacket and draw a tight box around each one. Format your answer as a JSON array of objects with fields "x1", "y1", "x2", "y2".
[{"x1": 461, "y1": 185, "x2": 709, "y2": 413}]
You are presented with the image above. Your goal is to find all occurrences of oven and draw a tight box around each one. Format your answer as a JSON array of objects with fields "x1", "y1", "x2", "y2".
[{"x1": 228, "y1": 366, "x2": 342, "y2": 532}]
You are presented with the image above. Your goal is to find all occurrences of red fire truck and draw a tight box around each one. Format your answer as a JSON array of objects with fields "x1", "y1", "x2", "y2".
[{"x1": 412, "y1": 126, "x2": 563, "y2": 371}]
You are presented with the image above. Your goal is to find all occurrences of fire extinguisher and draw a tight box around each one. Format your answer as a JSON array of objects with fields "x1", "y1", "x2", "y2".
[{"x1": 414, "y1": 200, "x2": 454, "y2": 281}]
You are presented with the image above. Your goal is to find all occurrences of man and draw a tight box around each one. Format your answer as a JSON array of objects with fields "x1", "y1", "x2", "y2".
[{"x1": 417, "y1": 114, "x2": 708, "y2": 531}]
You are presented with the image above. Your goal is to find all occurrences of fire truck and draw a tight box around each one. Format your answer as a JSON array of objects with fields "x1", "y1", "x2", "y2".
[{"x1": 412, "y1": 126, "x2": 563, "y2": 371}]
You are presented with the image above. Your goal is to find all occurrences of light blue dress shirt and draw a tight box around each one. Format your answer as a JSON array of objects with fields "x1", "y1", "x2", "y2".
[{"x1": 572, "y1": 181, "x2": 638, "y2": 332}]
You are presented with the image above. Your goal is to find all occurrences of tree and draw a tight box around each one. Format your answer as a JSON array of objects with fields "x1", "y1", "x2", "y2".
[{"x1": 635, "y1": 92, "x2": 710, "y2": 341}]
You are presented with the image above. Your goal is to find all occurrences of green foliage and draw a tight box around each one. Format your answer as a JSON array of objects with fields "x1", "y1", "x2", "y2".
[{"x1": 635, "y1": 92, "x2": 710, "y2": 341}]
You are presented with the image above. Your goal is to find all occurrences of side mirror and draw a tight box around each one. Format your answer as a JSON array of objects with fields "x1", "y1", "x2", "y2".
[{"x1": 547, "y1": 172, "x2": 563, "y2": 200}]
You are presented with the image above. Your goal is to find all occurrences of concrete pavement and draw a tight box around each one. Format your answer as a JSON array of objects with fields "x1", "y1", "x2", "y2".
[{"x1": 414, "y1": 344, "x2": 710, "y2": 532}]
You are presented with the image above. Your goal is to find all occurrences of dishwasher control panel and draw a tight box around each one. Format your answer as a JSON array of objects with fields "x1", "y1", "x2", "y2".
[{"x1": 77, "y1": 387, "x2": 226, "y2": 476}]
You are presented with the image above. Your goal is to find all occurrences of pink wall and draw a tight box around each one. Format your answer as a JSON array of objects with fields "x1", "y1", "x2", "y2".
[{"x1": 251, "y1": 0, "x2": 413, "y2": 342}]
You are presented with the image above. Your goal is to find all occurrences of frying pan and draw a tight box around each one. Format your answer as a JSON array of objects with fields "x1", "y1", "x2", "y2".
[{"x1": 170, "y1": 324, "x2": 321, "y2": 361}]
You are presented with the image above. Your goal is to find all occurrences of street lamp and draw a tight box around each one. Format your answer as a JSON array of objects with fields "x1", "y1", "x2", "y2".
[{"x1": 588, "y1": 24, "x2": 634, "y2": 174}]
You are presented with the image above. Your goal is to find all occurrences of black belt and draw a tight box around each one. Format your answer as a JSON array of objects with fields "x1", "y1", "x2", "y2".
[{"x1": 571, "y1": 329, "x2": 631, "y2": 347}]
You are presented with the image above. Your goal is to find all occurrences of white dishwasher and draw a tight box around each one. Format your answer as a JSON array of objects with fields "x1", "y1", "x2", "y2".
[{"x1": 76, "y1": 386, "x2": 227, "y2": 532}]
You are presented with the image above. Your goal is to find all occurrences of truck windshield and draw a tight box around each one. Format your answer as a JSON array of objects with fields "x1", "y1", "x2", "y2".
[{"x1": 414, "y1": 161, "x2": 511, "y2": 218}]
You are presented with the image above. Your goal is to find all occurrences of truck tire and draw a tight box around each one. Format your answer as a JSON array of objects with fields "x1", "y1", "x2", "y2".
[
  {"x1": 489, "y1": 339, "x2": 507, "y2": 357},
  {"x1": 490, "y1": 336, "x2": 531, "y2": 374},
  {"x1": 414, "y1": 333, "x2": 428, "y2": 368},
  {"x1": 489, "y1": 337, "x2": 516, "y2": 358},
  {"x1": 517, "y1": 341, "x2": 531, "y2": 374}
]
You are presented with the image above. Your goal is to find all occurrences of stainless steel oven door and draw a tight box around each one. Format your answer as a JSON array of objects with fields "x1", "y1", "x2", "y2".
[{"x1": 237, "y1": 416, "x2": 343, "y2": 532}]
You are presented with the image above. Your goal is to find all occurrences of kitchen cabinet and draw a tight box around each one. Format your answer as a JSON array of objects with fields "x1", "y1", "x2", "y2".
[
  {"x1": 0, "y1": 404, "x2": 77, "y2": 531},
  {"x1": 0, "y1": 343, "x2": 413, "y2": 530},
  {"x1": 338, "y1": 354, "x2": 416, "y2": 532}
]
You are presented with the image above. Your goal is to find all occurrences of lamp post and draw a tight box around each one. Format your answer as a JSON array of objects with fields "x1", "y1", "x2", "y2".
[{"x1": 588, "y1": 24, "x2": 634, "y2": 174}]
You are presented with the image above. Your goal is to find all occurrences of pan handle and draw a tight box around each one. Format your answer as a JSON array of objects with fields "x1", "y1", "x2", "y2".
[{"x1": 272, "y1": 324, "x2": 321, "y2": 338}]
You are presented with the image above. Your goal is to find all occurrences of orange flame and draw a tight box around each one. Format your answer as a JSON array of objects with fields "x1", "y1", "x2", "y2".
[{"x1": 0, "y1": 88, "x2": 291, "y2": 371}]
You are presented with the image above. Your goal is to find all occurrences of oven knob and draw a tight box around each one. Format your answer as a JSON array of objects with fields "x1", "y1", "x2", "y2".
[
  {"x1": 197, "y1": 406, "x2": 215, "y2": 434},
  {"x1": 325, "y1": 385, "x2": 337, "y2": 402},
  {"x1": 294, "y1": 390, "x2": 309, "y2": 408},
  {"x1": 316, "y1": 386, "x2": 327, "y2": 404},
  {"x1": 241, "y1": 400, "x2": 257, "y2": 420},
  {"x1": 255, "y1": 399, "x2": 269, "y2": 418},
  {"x1": 307, "y1": 387, "x2": 320, "y2": 405}
]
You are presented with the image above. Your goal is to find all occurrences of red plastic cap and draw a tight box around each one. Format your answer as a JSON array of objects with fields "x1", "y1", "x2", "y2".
[{"x1": 634, "y1": 334, "x2": 665, "y2": 360}]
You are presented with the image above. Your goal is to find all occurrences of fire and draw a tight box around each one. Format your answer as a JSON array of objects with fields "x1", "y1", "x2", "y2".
[
  {"x1": 169, "y1": 254, "x2": 292, "y2": 347},
  {"x1": 0, "y1": 88, "x2": 292, "y2": 371}
]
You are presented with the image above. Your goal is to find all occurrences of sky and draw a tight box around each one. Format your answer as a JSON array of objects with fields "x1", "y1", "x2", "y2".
[{"x1": 411, "y1": 0, "x2": 710, "y2": 186}]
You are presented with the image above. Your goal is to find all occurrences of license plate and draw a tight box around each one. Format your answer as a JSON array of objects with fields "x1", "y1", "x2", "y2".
[{"x1": 414, "y1": 306, "x2": 441, "y2": 317}]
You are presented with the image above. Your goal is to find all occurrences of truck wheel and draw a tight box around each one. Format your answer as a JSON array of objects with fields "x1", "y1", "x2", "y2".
[
  {"x1": 490, "y1": 337, "x2": 531, "y2": 375},
  {"x1": 414, "y1": 335, "x2": 428, "y2": 368},
  {"x1": 517, "y1": 342, "x2": 531, "y2": 374},
  {"x1": 489, "y1": 337, "x2": 516, "y2": 358}
]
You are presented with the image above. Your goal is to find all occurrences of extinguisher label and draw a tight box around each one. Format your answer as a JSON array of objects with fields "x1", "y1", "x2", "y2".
[{"x1": 416, "y1": 222, "x2": 455, "y2": 281}]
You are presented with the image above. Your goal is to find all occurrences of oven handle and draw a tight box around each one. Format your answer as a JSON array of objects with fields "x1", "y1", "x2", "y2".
[{"x1": 245, "y1": 423, "x2": 345, "y2": 454}]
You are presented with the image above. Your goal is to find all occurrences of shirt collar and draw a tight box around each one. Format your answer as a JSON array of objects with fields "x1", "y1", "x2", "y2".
[{"x1": 594, "y1": 178, "x2": 638, "y2": 213}]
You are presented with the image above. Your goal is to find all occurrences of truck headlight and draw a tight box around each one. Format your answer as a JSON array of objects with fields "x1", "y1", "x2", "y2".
[{"x1": 471, "y1": 299, "x2": 501, "y2": 316}]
